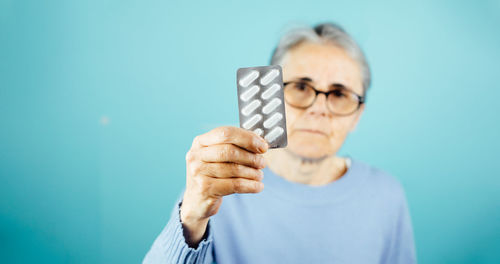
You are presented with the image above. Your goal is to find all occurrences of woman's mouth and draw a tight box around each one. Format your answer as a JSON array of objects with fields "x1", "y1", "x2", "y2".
[{"x1": 296, "y1": 129, "x2": 328, "y2": 136}]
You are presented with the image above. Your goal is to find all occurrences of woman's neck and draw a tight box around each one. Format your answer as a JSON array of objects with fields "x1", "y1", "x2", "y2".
[{"x1": 264, "y1": 148, "x2": 347, "y2": 186}]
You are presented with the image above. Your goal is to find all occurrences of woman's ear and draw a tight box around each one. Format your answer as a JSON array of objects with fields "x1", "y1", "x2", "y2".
[{"x1": 348, "y1": 103, "x2": 365, "y2": 132}]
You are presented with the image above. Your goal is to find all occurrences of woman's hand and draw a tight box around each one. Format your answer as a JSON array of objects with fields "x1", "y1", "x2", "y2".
[{"x1": 180, "y1": 126, "x2": 268, "y2": 247}]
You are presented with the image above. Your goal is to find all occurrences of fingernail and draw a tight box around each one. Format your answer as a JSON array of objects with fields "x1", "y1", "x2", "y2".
[
  {"x1": 255, "y1": 138, "x2": 267, "y2": 153},
  {"x1": 260, "y1": 140, "x2": 269, "y2": 153}
]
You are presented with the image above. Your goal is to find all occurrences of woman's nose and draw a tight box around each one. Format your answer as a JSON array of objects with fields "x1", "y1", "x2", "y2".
[{"x1": 307, "y1": 93, "x2": 330, "y2": 117}]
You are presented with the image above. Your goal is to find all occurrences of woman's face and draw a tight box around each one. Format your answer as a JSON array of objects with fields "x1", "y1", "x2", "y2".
[{"x1": 281, "y1": 41, "x2": 365, "y2": 159}]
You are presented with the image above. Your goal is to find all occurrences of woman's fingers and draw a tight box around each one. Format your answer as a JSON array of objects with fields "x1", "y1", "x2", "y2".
[
  {"x1": 197, "y1": 144, "x2": 266, "y2": 169},
  {"x1": 192, "y1": 126, "x2": 268, "y2": 154},
  {"x1": 209, "y1": 177, "x2": 265, "y2": 197},
  {"x1": 200, "y1": 162, "x2": 264, "y2": 181}
]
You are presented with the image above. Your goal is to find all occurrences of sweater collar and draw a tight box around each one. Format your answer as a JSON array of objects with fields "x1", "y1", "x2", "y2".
[{"x1": 261, "y1": 156, "x2": 367, "y2": 205}]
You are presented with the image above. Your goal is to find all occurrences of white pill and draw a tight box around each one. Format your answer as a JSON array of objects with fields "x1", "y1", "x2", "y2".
[
  {"x1": 260, "y1": 69, "x2": 279, "y2": 85},
  {"x1": 242, "y1": 114, "x2": 262, "y2": 129},
  {"x1": 263, "y1": 112, "x2": 283, "y2": 128},
  {"x1": 241, "y1": 99, "x2": 261, "y2": 116},
  {"x1": 239, "y1": 70, "x2": 259, "y2": 87},
  {"x1": 265, "y1": 126, "x2": 284, "y2": 143},
  {"x1": 253, "y1": 128, "x2": 263, "y2": 136},
  {"x1": 261, "y1": 83, "x2": 280, "y2": 100},
  {"x1": 262, "y1": 98, "x2": 281, "y2": 114},
  {"x1": 240, "y1": 85, "x2": 260, "y2": 102}
]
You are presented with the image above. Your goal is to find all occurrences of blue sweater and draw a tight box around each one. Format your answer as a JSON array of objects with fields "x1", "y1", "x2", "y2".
[{"x1": 143, "y1": 158, "x2": 416, "y2": 263}]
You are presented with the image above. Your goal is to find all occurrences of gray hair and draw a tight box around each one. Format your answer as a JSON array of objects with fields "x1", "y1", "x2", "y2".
[{"x1": 270, "y1": 22, "x2": 371, "y2": 96}]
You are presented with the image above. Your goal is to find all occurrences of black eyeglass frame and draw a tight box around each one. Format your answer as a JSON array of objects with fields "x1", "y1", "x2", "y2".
[{"x1": 283, "y1": 81, "x2": 366, "y2": 116}]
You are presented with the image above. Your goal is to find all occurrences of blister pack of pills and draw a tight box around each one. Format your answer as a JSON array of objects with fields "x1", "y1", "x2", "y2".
[{"x1": 237, "y1": 65, "x2": 288, "y2": 148}]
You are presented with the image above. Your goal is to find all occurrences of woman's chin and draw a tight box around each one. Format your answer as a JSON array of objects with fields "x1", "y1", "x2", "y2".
[{"x1": 287, "y1": 139, "x2": 332, "y2": 160}]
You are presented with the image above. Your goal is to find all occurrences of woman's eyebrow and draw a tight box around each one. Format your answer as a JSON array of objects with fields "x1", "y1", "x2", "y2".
[
  {"x1": 293, "y1": 77, "x2": 349, "y2": 90},
  {"x1": 330, "y1": 83, "x2": 346, "y2": 89},
  {"x1": 297, "y1": 77, "x2": 313, "y2": 82},
  {"x1": 296, "y1": 77, "x2": 345, "y2": 88}
]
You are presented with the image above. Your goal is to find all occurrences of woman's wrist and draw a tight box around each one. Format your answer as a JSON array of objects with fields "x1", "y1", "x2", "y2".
[{"x1": 180, "y1": 203, "x2": 210, "y2": 247}]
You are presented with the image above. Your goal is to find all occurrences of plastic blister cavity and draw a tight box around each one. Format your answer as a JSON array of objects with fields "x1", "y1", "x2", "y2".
[{"x1": 237, "y1": 65, "x2": 288, "y2": 148}]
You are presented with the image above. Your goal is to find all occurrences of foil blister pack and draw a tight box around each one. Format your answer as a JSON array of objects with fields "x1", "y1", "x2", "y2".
[{"x1": 237, "y1": 65, "x2": 288, "y2": 148}]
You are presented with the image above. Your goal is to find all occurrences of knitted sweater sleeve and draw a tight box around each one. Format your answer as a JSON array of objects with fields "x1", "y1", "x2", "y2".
[{"x1": 142, "y1": 197, "x2": 214, "y2": 264}]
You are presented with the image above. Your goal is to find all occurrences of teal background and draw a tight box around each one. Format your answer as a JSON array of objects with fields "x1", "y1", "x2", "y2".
[{"x1": 1, "y1": 0, "x2": 499, "y2": 263}]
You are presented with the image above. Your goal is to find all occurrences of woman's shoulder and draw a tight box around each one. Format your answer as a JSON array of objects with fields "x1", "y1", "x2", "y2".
[{"x1": 351, "y1": 158, "x2": 407, "y2": 201}]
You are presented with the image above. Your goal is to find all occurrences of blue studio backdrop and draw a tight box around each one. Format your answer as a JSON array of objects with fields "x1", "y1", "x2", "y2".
[{"x1": 1, "y1": 0, "x2": 499, "y2": 263}]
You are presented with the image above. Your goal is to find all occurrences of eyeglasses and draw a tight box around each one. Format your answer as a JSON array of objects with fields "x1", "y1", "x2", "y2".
[{"x1": 283, "y1": 80, "x2": 365, "y2": 116}]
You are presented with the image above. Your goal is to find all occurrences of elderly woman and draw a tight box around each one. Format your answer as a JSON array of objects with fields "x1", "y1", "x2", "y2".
[{"x1": 144, "y1": 23, "x2": 416, "y2": 264}]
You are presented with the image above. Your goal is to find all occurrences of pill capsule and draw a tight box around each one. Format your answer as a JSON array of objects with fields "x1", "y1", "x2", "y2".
[
  {"x1": 240, "y1": 85, "x2": 260, "y2": 102},
  {"x1": 260, "y1": 69, "x2": 279, "y2": 86},
  {"x1": 241, "y1": 99, "x2": 262, "y2": 116},
  {"x1": 261, "y1": 83, "x2": 280, "y2": 100},
  {"x1": 262, "y1": 98, "x2": 281, "y2": 114},
  {"x1": 263, "y1": 112, "x2": 283, "y2": 128},
  {"x1": 253, "y1": 128, "x2": 263, "y2": 136},
  {"x1": 239, "y1": 70, "x2": 259, "y2": 87},
  {"x1": 242, "y1": 114, "x2": 262, "y2": 129},
  {"x1": 265, "y1": 126, "x2": 284, "y2": 143}
]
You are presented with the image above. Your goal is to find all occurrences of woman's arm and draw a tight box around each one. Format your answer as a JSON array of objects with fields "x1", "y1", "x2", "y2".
[
  {"x1": 383, "y1": 190, "x2": 417, "y2": 264},
  {"x1": 142, "y1": 193, "x2": 215, "y2": 264}
]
